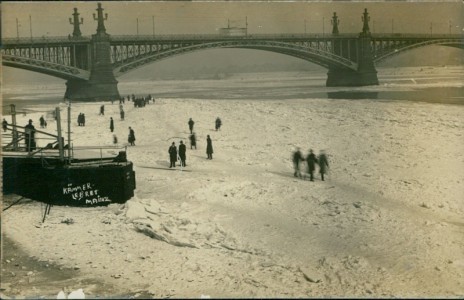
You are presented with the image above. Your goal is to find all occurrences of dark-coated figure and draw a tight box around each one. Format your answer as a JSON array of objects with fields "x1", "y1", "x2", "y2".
[
  {"x1": 120, "y1": 109, "x2": 125, "y2": 121},
  {"x1": 318, "y1": 150, "x2": 329, "y2": 181},
  {"x1": 292, "y1": 147, "x2": 303, "y2": 178},
  {"x1": 77, "y1": 113, "x2": 85, "y2": 126},
  {"x1": 178, "y1": 140, "x2": 187, "y2": 167},
  {"x1": 169, "y1": 142, "x2": 178, "y2": 168},
  {"x1": 110, "y1": 117, "x2": 114, "y2": 132},
  {"x1": 39, "y1": 116, "x2": 45, "y2": 128},
  {"x1": 206, "y1": 135, "x2": 213, "y2": 159},
  {"x1": 215, "y1": 117, "x2": 222, "y2": 131},
  {"x1": 306, "y1": 149, "x2": 318, "y2": 181},
  {"x1": 25, "y1": 119, "x2": 36, "y2": 151},
  {"x1": 128, "y1": 127, "x2": 136, "y2": 146},
  {"x1": 2, "y1": 118, "x2": 8, "y2": 132},
  {"x1": 100, "y1": 105, "x2": 105, "y2": 116},
  {"x1": 190, "y1": 133, "x2": 197, "y2": 149},
  {"x1": 188, "y1": 118, "x2": 195, "y2": 134}
]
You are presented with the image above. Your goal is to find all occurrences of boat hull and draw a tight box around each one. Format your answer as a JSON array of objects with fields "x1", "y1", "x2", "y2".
[{"x1": 2, "y1": 156, "x2": 136, "y2": 206}]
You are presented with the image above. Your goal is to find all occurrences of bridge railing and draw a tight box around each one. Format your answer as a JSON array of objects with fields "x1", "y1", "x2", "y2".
[
  {"x1": 370, "y1": 33, "x2": 463, "y2": 39},
  {"x1": 2, "y1": 33, "x2": 461, "y2": 46},
  {"x1": 1, "y1": 36, "x2": 91, "y2": 45},
  {"x1": 109, "y1": 33, "x2": 362, "y2": 42}
]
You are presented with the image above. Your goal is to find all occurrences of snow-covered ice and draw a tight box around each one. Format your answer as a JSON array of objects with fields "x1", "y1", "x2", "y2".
[{"x1": 2, "y1": 67, "x2": 464, "y2": 298}]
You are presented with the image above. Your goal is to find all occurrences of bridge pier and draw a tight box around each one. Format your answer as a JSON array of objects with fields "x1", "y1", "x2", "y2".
[
  {"x1": 326, "y1": 35, "x2": 379, "y2": 87},
  {"x1": 65, "y1": 79, "x2": 120, "y2": 101},
  {"x1": 326, "y1": 68, "x2": 378, "y2": 87},
  {"x1": 326, "y1": 9, "x2": 379, "y2": 87}
]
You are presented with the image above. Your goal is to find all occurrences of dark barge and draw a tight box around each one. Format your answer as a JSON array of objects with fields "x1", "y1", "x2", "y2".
[
  {"x1": 3, "y1": 153, "x2": 135, "y2": 206},
  {"x1": 2, "y1": 107, "x2": 136, "y2": 207}
]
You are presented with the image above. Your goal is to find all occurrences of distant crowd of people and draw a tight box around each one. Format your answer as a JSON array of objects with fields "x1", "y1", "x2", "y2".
[
  {"x1": 125, "y1": 94, "x2": 154, "y2": 108},
  {"x1": 98, "y1": 95, "x2": 154, "y2": 147}
]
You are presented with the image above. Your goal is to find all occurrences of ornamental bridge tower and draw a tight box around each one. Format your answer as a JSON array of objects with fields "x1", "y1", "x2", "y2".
[
  {"x1": 68, "y1": 8, "x2": 88, "y2": 70},
  {"x1": 65, "y1": 3, "x2": 120, "y2": 101},
  {"x1": 327, "y1": 8, "x2": 379, "y2": 86}
]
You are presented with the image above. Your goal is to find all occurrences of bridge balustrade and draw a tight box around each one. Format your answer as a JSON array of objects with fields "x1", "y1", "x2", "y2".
[
  {"x1": 3, "y1": 33, "x2": 460, "y2": 46},
  {"x1": 109, "y1": 33, "x2": 363, "y2": 42},
  {"x1": 1, "y1": 36, "x2": 91, "y2": 46},
  {"x1": 371, "y1": 33, "x2": 463, "y2": 39}
]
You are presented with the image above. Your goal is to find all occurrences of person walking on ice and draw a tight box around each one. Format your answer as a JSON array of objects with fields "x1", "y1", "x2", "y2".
[
  {"x1": 292, "y1": 147, "x2": 303, "y2": 178},
  {"x1": 128, "y1": 127, "x2": 136, "y2": 146},
  {"x1": 110, "y1": 117, "x2": 114, "y2": 132},
  {"x1": 39, "y1": 116, "x2": 45, "y2": 128},
  {"x1": 178, "y1": 140, "x2": 187, "y2": 167},
  {"x1": 306, "y1": 149, "x2": 318, "y2": 181},
  {"x1": 206, "y1": 135, "x2": 213, "y2": 160},
  {"x1": 215, "y1": 117, "x2": 222, "y2": 131},
  {"x1": 189, "y1": 132, "x2": 197, "y2": 150},
  {"x1": 188, "y1": 118, "x2": 195, "y2": 134},
  {"x1": 318, "y1": 150, "x2": 329, "y2": 181},
  {"x1": 169, "y1": 142, "x2": 178, "y2": 168}
]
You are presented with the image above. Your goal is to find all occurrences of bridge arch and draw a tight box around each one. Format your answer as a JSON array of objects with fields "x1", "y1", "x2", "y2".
[
  {"x1": 2, "y1": 55, "x2": 90, "y2": 81},
  {"x1": 374, "y1": 39, "x2": 464, "y2": 64},
  {"x1": 112, "y1": 40, "x2": 358, "y2": 77}
]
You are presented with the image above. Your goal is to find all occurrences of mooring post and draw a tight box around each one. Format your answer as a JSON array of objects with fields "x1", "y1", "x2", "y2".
[
  {"x1": 55, "y1": 107, "x2": 65, "y2": 162},
  {"x1": 67, "y1": 99, "x2": 72, "y2": 162},
  {"x1": 10, "y1": 104, "x2": 19, "y2": 151}
]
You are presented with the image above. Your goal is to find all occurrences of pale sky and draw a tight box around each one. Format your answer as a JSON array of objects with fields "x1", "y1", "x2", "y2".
[{"x1": 2, "y1": 1, "x2": 463, "y2": 38}]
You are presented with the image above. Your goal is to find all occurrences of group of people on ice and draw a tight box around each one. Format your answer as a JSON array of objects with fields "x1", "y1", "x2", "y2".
[
  {"x1": 168, "y1": 140, "x2": 187, "y2": 168},
  {"x1": 97, "y1": 101, "x2": 132, "y2": 145},
  {"x1": 126, "y1": 94, "x2": 154, "y2": 108},
  {"x1": 293, "y1": 148, "x2": 329, "y2": 181},
  {"x1": 77, "y1": 113, "x2": 86, "y2": 126},
  {"x1": 167, "y1": 117, "x2": 217, "y2": 168},
  {"x1": 12, "y1": 94, "x2": 331, "y2": 181}
]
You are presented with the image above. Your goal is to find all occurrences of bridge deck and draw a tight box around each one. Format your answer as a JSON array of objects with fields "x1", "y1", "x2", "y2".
[{"x1": 2, "y1": 33, "x2": 462, "y2": 46}]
